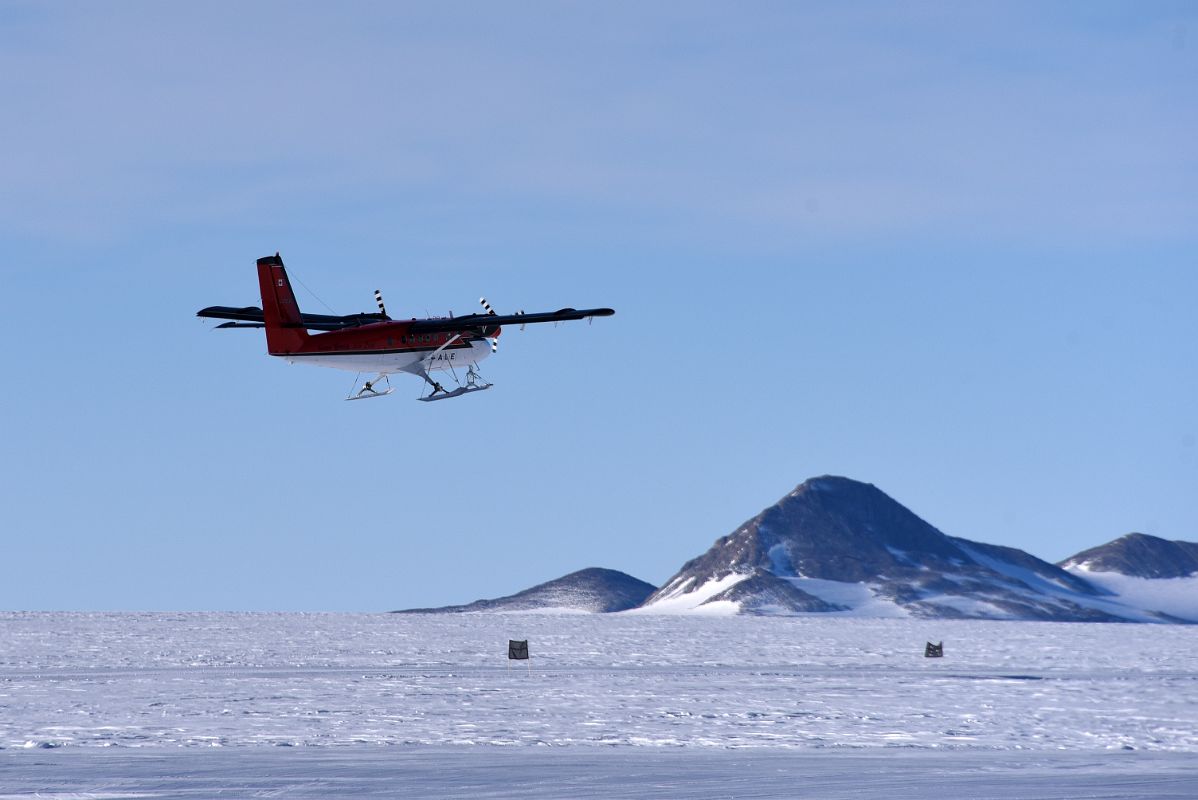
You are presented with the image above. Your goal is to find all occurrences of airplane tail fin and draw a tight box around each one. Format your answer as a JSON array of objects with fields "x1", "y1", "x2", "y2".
[{"x1": 256, "y1": 253, "x2": 310, "y2": 354}]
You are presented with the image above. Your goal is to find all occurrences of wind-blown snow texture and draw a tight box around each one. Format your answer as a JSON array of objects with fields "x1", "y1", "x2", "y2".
[
  {"x1": 3, "y1": 613, "x2": 1197, "y2": 797},
  {"x1": 5, "y1": 747, "x2": 1196, "y2": 799},
  {"x1": 3, "y1": 612, "x2": 1197, "y2": 751}
]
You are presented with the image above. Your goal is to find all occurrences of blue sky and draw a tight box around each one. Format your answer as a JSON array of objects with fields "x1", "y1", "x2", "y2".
[{"x1": 2, "y1": 2, "x2": 1195, "y2": 610}]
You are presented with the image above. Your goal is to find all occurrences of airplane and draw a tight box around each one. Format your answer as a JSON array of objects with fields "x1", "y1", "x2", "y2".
[{"x1": 197, "y1": 253, "x2": 614, "y2": 401}]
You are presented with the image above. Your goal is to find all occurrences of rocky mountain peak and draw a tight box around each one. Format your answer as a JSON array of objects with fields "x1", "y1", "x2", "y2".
[
  {"x1": 667, "y1": 475, "x2": 969, "y2": 587},
  {"x1": 1060, "y1": 533, "x2": 1198, "y2": 579},
  {"x1": 643, "y1": 475, "x2": 1117, "y2": 621}
]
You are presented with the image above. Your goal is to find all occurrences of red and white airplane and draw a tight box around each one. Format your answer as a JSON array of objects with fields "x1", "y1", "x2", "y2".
[{"x1": 198, "y1": 253, "x2": 614, "y2": 401}]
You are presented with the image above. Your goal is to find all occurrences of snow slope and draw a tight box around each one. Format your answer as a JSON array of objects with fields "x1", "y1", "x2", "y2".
[
  {"x1": 626, "y1": 572, "x2": 747, "y2": 614},
  {"x1": 1063, "y1": 567, "x2": 1198, "y2": 623}
]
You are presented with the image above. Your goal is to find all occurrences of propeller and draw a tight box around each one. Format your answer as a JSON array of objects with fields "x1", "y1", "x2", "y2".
[
  {"x1": 374, "y1": 289, "x2": 389, "y2": 319},
  {"x1": 480, "y1": 297, "x2": 526, "y2": 350},
  {"x1": 480, "y1": 297, "x2": 526, "y2": 329},
  {"x1": 477, "y1": 298, "x2": 498, "y2": 352}
]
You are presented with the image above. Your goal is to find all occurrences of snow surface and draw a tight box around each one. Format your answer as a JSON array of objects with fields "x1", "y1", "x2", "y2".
[
  {"x1": 2, "y1": 612, "x2": 1197, "y2": 797},
  {"x1": 3, "y1": 748, "x2": 1196, "y2": 799},
  {"x1": 1065, "y1": 567, "x2": 1198, "y2": 622}
]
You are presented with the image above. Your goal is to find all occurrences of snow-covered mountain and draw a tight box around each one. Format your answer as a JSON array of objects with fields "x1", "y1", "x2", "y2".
[
  {"x1": 393, "y1": 480, "x2": 1195, "y2": 623},
  {"x1": 396, "y1": 567, "x2": 657, "y2": 614},
  {"x1": 637, "y1": 476, "x2": 1186, "y2": 622},
  {"x1": 1060, "y1": 534, "x2": 1198, "y2": 623}
]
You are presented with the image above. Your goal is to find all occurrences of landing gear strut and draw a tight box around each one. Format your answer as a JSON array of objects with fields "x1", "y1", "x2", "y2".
[
  {"x1": 417, "y1": 365, "x2": 492, "y2": 402},
  {"x1": 344, "y1": 373, "x2": 395, "y2": 401}
]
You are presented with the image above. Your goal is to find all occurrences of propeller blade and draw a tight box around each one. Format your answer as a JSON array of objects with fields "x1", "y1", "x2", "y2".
[
  {"x1": 479, "y1": 297, "x2": 497, "y2": 316},
  {"x1": 374, "y1": 289, "x2": 388, "y2": 318},
  {"x1": 489, "y1": 338, "x2": 498, "y2": 354}
]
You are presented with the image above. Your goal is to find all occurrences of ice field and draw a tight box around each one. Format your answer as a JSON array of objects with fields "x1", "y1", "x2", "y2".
[{"x1": 2, "y1": 612, "x2": 1197, "y2": 797}]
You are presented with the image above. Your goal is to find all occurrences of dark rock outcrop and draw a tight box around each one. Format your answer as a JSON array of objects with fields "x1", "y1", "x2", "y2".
[
  {"x1": 397, "y1": 567, "x2": 656, "y2": 614},
  {"x1": 1060, "y1": 533, "x2": 1198, "y2": 579}
]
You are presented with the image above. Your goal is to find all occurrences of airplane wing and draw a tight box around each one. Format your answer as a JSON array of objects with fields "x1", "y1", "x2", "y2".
[
  {"x1": 405, "y1": 307, "x2": 615, "y2": 335},
  {"x1": 197, "y1": 306, "x2": 390, "y2": 331},
  {"x1": 197, "y1": 305, "x2": 614, "y2": 333}
]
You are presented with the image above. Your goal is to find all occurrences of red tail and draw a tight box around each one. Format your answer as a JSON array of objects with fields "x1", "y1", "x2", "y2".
[{"x1": 256, "y1": 253, "x2": 309, "y2": 354}]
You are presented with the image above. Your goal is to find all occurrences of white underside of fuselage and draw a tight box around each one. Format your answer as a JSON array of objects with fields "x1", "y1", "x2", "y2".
[{"x1": 281, "y1": 338, "x2": 493, "y2": 375}]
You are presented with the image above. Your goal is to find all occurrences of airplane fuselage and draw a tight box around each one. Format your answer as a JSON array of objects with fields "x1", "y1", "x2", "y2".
[{"x1": 275, "y1": 321, "x2": 495, "y2": 376}]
